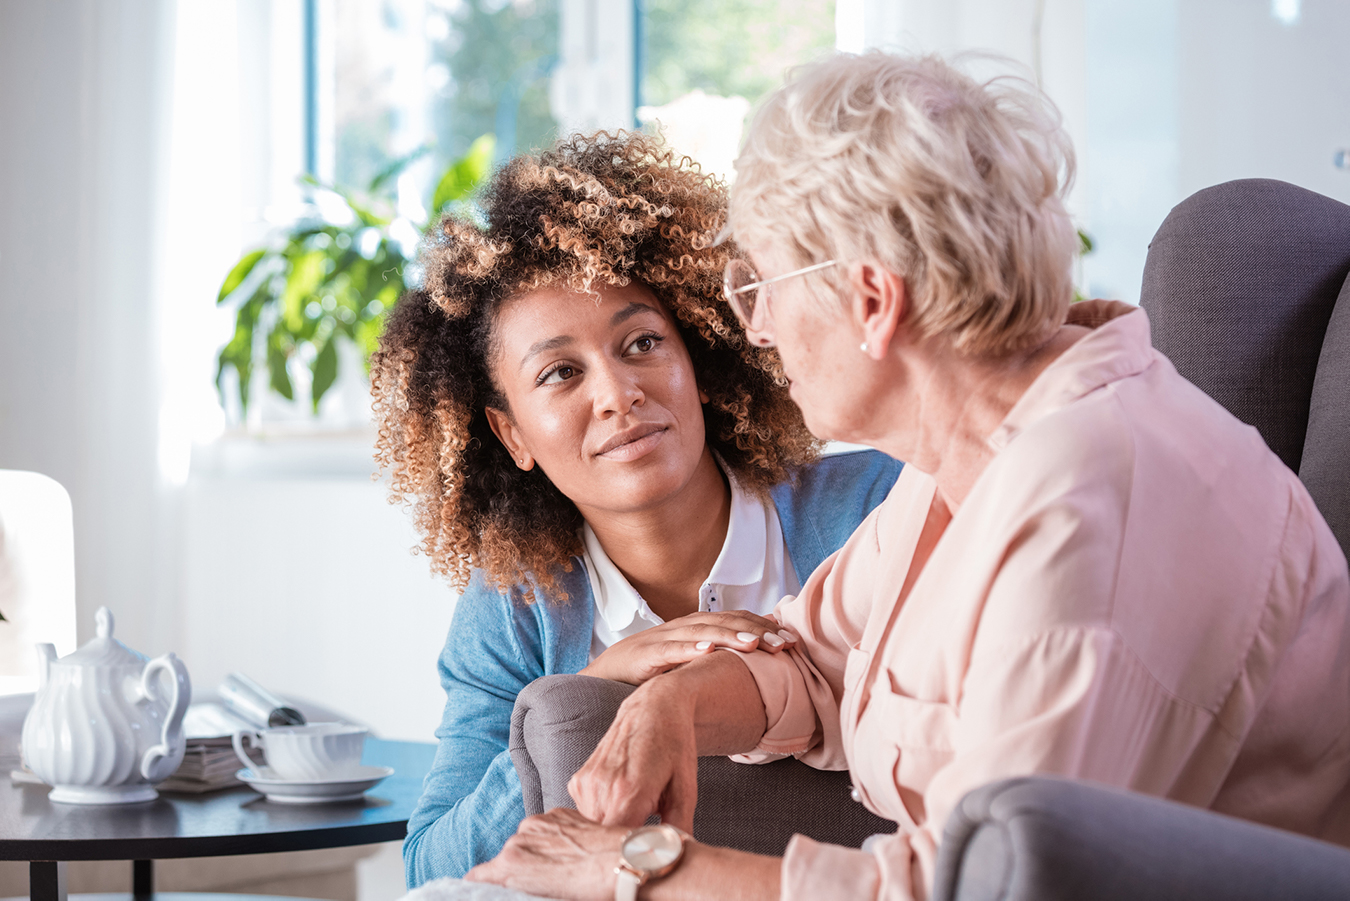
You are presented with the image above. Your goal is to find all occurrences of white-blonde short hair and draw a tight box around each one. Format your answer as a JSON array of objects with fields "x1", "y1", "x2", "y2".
[{"x1": 731, "y1": 52, "x2": 1077, "y2": 357}]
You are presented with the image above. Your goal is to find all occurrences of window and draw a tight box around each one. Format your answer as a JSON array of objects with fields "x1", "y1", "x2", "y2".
[{"x1": 639, "y1": 0, "x2": 835, "y2": 178}]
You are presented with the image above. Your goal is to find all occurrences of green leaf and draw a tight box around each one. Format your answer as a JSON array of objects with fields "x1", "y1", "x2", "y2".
[
  {"x1": 217, "y1": 249, "x2": 267, "y2": 304},
  {"x1": 1078, "y1": 229, "x2": 1094, "y2": 255},
  {"x1": 215, "y1": 286, "x2": 268, "y2": 413},
  {"x1": 267, "y1": 332, "x2": 294, "y2": 401},
  {"x1": 368, "y1": 145, "x2": 432, "y2": 194},
  {"x1": 311, "y1": 336, "x2": 339, "y2": 411},
  {"x1": 282, "y1": 250, "x2": 326, "y2": 332},
  {"x1": 0, "y1": 608, "x2": 8, "y2": 622},
  {"x1": 432, "y1": 134, "x2": 496, "y2": 215}
]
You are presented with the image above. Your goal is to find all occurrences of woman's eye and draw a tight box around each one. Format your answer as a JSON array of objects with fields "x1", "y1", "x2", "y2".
[
  {"x1": 538, "y1": 365, "x2": 576, "y2": 386},
  {"x1": 626, "y1": 334, "x2": 663, "y2": 355}
]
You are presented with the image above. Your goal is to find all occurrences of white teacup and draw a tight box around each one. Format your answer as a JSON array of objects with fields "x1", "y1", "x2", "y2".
[{"x1": 232, "y1": 722, "x2": 367, "y2": 782}]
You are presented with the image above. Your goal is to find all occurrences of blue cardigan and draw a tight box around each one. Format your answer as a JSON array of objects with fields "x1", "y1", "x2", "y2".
[{"x1": 402, "y1": 449, "x2": 903, "y2": 886}]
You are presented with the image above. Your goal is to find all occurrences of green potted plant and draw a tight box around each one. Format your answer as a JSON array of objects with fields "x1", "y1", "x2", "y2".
[{"x1": 214, "y1": 135, "x2": 496, "y2": 417}]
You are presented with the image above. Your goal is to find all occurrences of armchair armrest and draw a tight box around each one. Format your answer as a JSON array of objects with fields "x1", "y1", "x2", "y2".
[
  {"x1": 509, "y1": 674, "x2": 895, "y2": 855},
  {"x1": 933, "y1": 776, "x2": 1350, "y2": 901}
]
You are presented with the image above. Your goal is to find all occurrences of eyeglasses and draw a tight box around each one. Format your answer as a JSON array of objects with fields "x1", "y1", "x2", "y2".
[{"x1": 722, "y1": 259, "x2": 838, "y2": 329}]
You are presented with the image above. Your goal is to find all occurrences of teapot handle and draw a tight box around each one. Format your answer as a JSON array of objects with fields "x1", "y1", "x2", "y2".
[{"x1": 138, "y1": 653, "x2": 192, "y2": 783}]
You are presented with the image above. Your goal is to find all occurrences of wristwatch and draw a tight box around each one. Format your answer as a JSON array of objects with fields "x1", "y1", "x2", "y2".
[{"x1": 613, "y1": 823, "x2": 686, "y2": 901}]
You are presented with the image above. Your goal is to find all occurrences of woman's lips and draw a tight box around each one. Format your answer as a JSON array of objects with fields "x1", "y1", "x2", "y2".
[{"x1": 596, "y1": 424, "x2": 668, "y2": 461}]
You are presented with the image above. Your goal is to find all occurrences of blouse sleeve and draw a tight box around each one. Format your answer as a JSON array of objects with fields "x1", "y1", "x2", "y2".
[{"x1": 730, "y1": 469, "x2": 927, "y2": 769}]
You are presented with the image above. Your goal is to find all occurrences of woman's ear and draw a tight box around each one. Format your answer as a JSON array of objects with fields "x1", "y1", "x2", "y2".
[
  {"x1": 485, "y1": 407, "x2": 535, "y2": 470},
  {"x1": 698, "y1": 386, "x2": 710, "y2": 404},
  {"x1": 849, "y1": 262, "x2": 907, "y2": 361}
]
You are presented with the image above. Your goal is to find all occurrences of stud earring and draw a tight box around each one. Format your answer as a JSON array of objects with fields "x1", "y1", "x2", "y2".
[{"x1": 860, "y1": 342, "x2": 869, "y2": 354}]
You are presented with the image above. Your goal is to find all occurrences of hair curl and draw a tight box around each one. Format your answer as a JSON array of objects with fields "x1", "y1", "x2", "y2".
[{"x1": 371, "y1": 131, "x2": 822, "y2": 601}]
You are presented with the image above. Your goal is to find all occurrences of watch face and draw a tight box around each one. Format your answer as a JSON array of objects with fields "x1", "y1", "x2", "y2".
[{"x1": 621, "y1": 825, "x2": 683, "y2": 873}]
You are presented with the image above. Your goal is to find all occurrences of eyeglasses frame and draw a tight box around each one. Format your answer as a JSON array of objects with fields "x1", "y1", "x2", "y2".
[{"x1": 723, "y1": 259, "x2": 839, "y2": 329}]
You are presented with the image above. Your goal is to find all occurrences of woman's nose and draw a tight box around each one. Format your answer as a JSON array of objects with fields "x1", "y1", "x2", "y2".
[{"x1": 592, "y1": 362, "x2": 644, "y2": 415}]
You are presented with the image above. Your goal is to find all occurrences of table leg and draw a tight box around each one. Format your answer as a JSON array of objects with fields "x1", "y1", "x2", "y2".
[
  {"x1": 133, "y1": 858, "x2": 154, "y2": 899},
  {"x1": 29, "y1": 860, "x2": 67, "y2": 901}
]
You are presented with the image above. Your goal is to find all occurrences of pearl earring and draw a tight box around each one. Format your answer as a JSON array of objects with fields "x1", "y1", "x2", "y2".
[{"x1": 860, "y1": 342, "x2": 869, "y2": 354}]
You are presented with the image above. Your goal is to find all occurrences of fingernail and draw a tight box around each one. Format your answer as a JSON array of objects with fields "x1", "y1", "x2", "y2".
[
  {"x1": 778, "y1": 629, "x2": 796, "y2": 642},
  {"x1": 762, "y1": 632, "x2": 785, "y2": 647},
  {"x1": 695, "y1": 640, "x2": 712, "y2": 650},
  {"x1": 736, "y1": 631, "x2": 758, "y2": 643}
]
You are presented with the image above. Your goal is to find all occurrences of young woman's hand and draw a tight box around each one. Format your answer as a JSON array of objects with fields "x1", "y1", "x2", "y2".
[{"x1": 579, "y1": 611, "x2": 797, "y2": 685}]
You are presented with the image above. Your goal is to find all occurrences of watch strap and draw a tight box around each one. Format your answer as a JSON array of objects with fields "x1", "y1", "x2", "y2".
[{"x1": 614, "y1": 867, "x2": 641, "y2": 901}]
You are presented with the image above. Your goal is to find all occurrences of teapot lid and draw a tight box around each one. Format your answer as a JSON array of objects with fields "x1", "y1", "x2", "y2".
[{"x1": 57, "y1": 607, "x2": 148, "y2": 668}]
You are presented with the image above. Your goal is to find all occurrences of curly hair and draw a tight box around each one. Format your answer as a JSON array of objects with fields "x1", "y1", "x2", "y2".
[{"x1": 371, "y1": 131, "x2": 822, "y2": 602}]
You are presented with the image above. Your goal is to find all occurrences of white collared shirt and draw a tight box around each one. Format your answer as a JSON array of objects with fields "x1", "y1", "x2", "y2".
[{"x1": 583, "y1": 471, "x2": 800, "y2": 660}]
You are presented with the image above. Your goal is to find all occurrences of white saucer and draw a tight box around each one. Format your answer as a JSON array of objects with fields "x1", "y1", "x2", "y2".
[{"x1": 237, "y1": 765, "x2": 393, "y2": 804}]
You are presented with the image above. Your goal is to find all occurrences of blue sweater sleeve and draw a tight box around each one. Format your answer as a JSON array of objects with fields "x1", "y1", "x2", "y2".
[{"x1": 402, "y1": 576, "x2": 545, "y2": 885}]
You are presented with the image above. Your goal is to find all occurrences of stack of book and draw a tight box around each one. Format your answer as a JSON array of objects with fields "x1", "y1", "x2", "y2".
[{"x1": 157, "y1": 701, "x2": 258, "y2": 793}]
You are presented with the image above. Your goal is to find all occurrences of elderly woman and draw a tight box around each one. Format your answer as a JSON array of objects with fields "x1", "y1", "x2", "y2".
[
  {"x1": 372, "y1": 132, "x2": 901, "y2": 885},
  {"x1": 463, "y1": 53, "x2": 1350, "y2": 900}
]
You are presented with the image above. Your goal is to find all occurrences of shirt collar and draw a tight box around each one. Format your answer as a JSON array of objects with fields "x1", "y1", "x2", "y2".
[
  {"x1": 705, "y1": 467, "x2": 768, "y2": 589},
  {"x1": 987, "y1": 301, "x2": 1154, "y2": 453},
  {"x1": 582, "y1": 523, "x2": 645, "y2": 633},
  {"x1": 583, "y1": 461, "x2": 767, "y2": 632}
]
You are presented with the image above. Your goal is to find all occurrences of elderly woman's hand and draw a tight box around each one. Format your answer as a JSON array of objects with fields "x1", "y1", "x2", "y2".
[
  {"x1": 467, "y1": 807, "x2": 783, "y2": 901},
  {"x1": 465, "y1": 807, "x2": 627, "y2": 900},
  {"x1": 569, "y1": 651, "x2": 768, "y2": 832},
  {"x1": 569, "y1": 674, "x2": 702, "y2": 830},
  {"x1": 580, "y1": 612, "x2": 797, "y2": 685}
]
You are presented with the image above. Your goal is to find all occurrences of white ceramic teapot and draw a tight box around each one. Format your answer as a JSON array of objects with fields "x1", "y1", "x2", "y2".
[{"x1": 21, "y1": 606, "x2": 191, "y2": 804}]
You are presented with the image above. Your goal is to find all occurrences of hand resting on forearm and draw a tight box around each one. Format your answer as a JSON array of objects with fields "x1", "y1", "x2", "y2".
[{"x1": 579, "y1": 612, "x2": 797, "y2": 686}]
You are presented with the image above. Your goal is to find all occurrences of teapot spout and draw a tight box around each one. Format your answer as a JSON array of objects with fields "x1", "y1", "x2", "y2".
[{"x1": 34, "y1": 643, "x2": 57, "y2": 690}]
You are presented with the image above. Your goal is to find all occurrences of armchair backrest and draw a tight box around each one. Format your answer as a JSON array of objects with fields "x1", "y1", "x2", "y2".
[{"x1": 1140, "y1": 178, "x2": 1350, "y2": 558}]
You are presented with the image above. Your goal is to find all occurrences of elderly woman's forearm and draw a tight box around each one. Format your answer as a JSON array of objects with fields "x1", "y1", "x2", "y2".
[
  {"x1": 650, "y1": 842, "x2": 781, "y2": 901},
  {"x1": 649, "y1": 650, "x2": 769, "y2": 755}
]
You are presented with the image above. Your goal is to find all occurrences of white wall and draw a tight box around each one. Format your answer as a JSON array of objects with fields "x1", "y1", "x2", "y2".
[
  {"x1": 860, "y1": 0, "x2": 1350, "y2": 302},
  {"x1": 0, "y1": 0, "x2": 179, "y2": 655},
  {"x1": 180, "y1": 445, "x2": 455, "y2": 741},
  {"x1": 1176, "y1": 0, "x2": 1350, "y2": 203}
]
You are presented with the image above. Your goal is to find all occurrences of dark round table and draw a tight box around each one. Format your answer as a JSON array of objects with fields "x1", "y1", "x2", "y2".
[{"x1": 0, "y1": 738, "x2": 435, "y2": 901}]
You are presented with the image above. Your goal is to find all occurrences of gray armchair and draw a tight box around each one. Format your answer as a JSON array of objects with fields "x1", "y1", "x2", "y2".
[
  {"x1": 932, "y1": 776, "x2": 1350, "y2": 901},
  {"x1": 509, "y1": 179, "x2": 1350, "y2": 896}
]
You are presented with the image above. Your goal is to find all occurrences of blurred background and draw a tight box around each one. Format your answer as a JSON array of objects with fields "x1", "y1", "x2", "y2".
[{"x1": 0, "y1": 0, "x2": 1347, "y2": 892}]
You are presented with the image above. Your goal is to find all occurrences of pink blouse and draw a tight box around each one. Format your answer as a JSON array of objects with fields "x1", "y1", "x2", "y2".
[{"x1": 734, "y1": 301, "x2": 1350, "y2": 900}]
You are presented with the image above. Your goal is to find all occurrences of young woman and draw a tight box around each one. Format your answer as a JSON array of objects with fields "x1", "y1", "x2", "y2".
[{"x1": 370, "y1": 131, "x2": 901, "y2": 885}]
